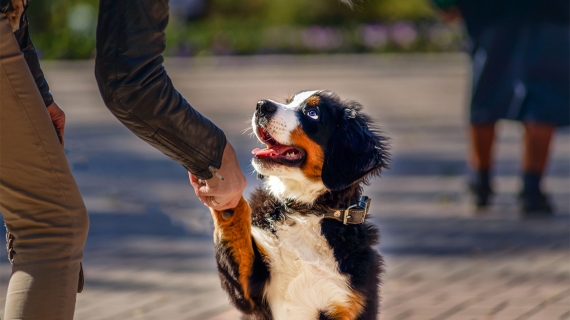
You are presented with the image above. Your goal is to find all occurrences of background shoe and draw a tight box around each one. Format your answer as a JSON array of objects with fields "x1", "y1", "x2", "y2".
[
  {"x1": 520, "y1": 191, "x2": 554, "y2": 217},
  {"x1": 520, "y1": 172, "x2": 553, "y2": 217},
  {"x1": 468, "y1": 170, "x2": 493, "y2": 208}
]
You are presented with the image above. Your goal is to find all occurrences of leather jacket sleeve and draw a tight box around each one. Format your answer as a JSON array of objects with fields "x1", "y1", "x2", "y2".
[
  {"x1": 13, "y1": 9, "x2": 54, "y2": 107},
  {"x1": 95, "y1": 0, "x2": 226, "y2": 179}
]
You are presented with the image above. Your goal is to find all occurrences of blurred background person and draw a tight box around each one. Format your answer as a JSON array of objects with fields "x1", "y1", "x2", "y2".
[{"x1": 432, "y1": 0, "x2": 570, "y2": 217}]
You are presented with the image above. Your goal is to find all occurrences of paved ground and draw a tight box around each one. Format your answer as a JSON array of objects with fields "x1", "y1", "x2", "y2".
[{"x1": 1, "y1": 54, "x2": 569, "y2": 320}]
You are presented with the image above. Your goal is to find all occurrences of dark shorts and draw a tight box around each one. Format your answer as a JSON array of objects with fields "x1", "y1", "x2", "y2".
[{"x1": 468, "y1": 23, "x2": 569, "y2": 126}]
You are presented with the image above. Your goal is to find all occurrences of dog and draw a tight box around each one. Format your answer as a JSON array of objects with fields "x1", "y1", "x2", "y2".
[{"x1": 209, "y1": 90, "x2": 389, "y2": 320}]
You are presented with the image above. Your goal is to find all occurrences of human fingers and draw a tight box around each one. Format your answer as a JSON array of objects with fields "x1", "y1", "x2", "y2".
[
  {"x1": 190, "y1": 173, "x2": 226, "y2": 208},
  {"x1": 192, "y1": 178, "x2": 239, "y2": 209},
  {"x1": 205, "y1": 194, "x2": 240, "y2": 211},
  {"x1": 189, "y1": 173, "x2": 202, "y2": 190},
  {"x1": 47, "y1": 102, "x2": 66, "y2": 147},
  {"x1": 189, "y1": 172, "x2": 222, "y2": 195},
  {"x1": 189, "y1": 173, "x2": 209, "y2": 199},
  {"x1": 194, "y1": 192, "x2": 230, "y2": 210},
  {"x1": 206, "y1": 142, "x2": 246, "y2": 200},
  {"x1": 217, "y1": 194, "x2": 242, "y2": 210},
  {"x1": 189, "y1": 142, "x2": 246, "y2": 210}
]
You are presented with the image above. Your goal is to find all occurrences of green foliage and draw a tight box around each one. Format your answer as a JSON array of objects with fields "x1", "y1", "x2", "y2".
[
  {"x1": 373, "y1": 0, "x2": 437, "y2": 21},
  {"x1": 22, "y1": 0, "x2": 456, "y2": 59},
  {"x1": 26, "y1": 0, "x2": 98, "y2": 59}
]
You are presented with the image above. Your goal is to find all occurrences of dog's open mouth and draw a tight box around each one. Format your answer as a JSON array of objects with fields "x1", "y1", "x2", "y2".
[{"x1": 252, "y1": 126, "x2": 305, "y2": 165}]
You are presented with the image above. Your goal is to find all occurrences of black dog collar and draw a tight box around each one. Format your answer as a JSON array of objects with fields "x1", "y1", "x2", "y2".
[{"x1": 286, "y1": 196, "x2": 371, "y2": 225}]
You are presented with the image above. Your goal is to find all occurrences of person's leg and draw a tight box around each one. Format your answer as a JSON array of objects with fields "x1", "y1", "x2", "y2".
[
  {"x1": 523, "y1": 122, "x2": 554, "y2": 177},
  {"x1": 468, "y1": 123, "x2": 496, "y2": 207},
  {"x1": 470, "y1": 123, "x2": 496, "y2": 170},
  {"x1": 521, "y1": 122, "x2": 555, "y2": 214},
  {"x1": 0, "y1": 13, "x2": 89, "y2": 320}
]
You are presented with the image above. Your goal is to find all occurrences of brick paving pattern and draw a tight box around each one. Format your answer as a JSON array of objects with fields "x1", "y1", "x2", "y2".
[{"x1": 1, "y1": 54, "x2": 568, "y2": 319}]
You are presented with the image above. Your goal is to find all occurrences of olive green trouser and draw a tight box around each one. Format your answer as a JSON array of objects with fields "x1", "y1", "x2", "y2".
[{"x1": 0, "y1": 13, "x2": 89, "y2": 320}]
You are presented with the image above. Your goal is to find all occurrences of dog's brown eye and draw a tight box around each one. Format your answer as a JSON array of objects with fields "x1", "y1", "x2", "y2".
[{"x1": 306, "y1": 109, "x2": 319, "y2": 120}]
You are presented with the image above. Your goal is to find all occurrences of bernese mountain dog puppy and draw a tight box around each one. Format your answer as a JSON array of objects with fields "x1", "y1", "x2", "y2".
[{"x1": 209, "y1": 90, "x2": 389, "y2": 320}]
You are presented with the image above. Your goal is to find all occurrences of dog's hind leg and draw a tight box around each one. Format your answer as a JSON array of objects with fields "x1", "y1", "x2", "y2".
[{"x1": 211, "y1": 197, "x2": 270, "y2": 316}]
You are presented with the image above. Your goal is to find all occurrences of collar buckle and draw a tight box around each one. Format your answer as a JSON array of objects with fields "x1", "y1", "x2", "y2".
[{"x1": 342, "y1": 196, "x2": 371, "y2": 224}]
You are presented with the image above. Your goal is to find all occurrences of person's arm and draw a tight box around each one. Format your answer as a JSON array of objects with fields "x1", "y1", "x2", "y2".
[{"x1": 95, "y1": 0, "x2": 245, "y2": 209}]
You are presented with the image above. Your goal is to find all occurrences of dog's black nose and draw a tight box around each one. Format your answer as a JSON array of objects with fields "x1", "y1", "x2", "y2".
[{"x1": 257, "y1": 100, "x2": 277, "y2": 115}]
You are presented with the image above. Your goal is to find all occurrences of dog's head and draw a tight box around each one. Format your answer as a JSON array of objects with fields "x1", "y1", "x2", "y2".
[{"x1": 251, "y1": 90, "x2": 389, "y2": 204}]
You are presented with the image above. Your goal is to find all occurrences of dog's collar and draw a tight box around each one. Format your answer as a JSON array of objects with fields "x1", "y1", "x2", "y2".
[{"x1": 285, "y1": 196, "x2": 371, "y2": 225}]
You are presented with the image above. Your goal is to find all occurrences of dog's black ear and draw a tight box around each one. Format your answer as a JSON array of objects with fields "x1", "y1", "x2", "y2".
[{"x1": 321, "y1": 105, "x2": 389, "y2": 191}]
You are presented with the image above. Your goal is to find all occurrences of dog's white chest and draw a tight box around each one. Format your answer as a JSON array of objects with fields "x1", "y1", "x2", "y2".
[{"x1": 251, "y1": 213, "x2": 353, "y2": 320}]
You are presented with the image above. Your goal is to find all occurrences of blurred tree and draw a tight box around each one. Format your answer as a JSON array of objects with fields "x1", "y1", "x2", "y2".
[
  {"x1": 167, "y1": 0, "x2": 444, "y2": 56},
  {"x1": 26, "y1": 0, "x2": 98, "y2": 59},
  {"x1": 22, "y1": 0, "x2": 451, "y2": 59}
]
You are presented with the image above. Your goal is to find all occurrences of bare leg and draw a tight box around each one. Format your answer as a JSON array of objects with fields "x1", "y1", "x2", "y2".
[
  {"x1": 470, "y1": 123, "x2": 496, "y2": 172},
  {"x1": 468, "y1": 123, "x2": 496, "y2": 207},
  {"x1": 523, "y1": 122, "x2": 554, "y2": 176}
]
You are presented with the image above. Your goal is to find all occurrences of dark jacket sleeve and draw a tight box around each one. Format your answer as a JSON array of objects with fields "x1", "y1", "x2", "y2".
[
  {"x1": 1, "y1": 0, "x2": 9, "y2": 12},
  {"x1": 94, "y1": 0, "x2": 226, "y2": 179},
  {"x1": 13, "y1": 10, "x2": 54, "y2": 107}
]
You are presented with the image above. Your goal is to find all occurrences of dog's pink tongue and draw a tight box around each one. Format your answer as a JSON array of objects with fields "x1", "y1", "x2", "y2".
[{"x1": 252, "y1": 145, "x2": 291, "y2": 158}]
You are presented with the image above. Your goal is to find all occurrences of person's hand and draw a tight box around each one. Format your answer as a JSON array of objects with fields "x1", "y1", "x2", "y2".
[
  {"x1": 189, "y1": 142, "x2": 246, "y2": 210},
  {"x1": 46, "y1": 102, "x2": 65, "y2": 147},
  {"x1": 7, "y1": 0, "x2": 26, "y2": 32}
]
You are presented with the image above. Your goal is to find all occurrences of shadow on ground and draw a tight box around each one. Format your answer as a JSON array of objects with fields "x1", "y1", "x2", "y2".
[
  {"x1": 375, "y1": 215, "x2": 570, "y2": 256},
  {"x1": 2, "y1": 209, "x2": 568, "y2": 267}
]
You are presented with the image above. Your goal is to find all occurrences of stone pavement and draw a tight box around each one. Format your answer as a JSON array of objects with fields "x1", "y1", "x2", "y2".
[{"x1": 0, "y1": 54, "x2": 568, "y2": 320}]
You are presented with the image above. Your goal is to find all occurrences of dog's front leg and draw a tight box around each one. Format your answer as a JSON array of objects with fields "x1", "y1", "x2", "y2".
[{"x1": 210, "y1": 197, "x2": 269, "y2": 315}]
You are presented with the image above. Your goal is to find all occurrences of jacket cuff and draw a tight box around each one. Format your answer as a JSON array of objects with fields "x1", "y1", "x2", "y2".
[
  {"x1": 193, "y1": 131, "x2": 227, "y2": 180},
  {"x1": 158, "y1": 126, "x2": 227, "y2": 180}
]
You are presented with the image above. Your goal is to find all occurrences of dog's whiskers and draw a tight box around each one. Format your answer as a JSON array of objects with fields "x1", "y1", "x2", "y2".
[{"x1": 248, "y1": 167, "x2": 258, "y2": 177}]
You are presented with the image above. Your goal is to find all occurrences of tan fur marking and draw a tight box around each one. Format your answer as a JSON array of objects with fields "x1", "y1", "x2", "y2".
[
  {"x1": 211, "y1": 197, "x2": 255, "y2": 305},
  {"x1": 306, "y1": 95, "x2": 320, "y2": 107},
  {"x1": 327, "y1": 292, "x2": 366, "y2": 319},
  {"x1": 285, "y1": 96, "x2": 293, "y2": 103},
  {"x1": 290, "y1": 127, "x2": 324, "y2": 180}
]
